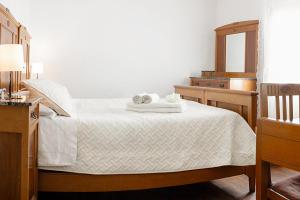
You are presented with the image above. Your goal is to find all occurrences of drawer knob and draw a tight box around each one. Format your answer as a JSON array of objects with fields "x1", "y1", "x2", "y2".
[
  {"x1": 219, "y1": 83, "x2": 225, "y2": 88},
  {"x1": 31, "y1": 112, "x2": 38, "y2": 120}
]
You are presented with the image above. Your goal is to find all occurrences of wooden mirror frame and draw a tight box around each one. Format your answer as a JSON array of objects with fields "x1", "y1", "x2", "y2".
[{"x1": 215, "y1": 20, "x2": 259, "y2": 78}]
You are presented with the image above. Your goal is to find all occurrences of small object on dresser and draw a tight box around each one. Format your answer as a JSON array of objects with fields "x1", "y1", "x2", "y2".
[
  {"x1": 201, "y1": 70, "x2": 215, "y2": 78},
  {"x1": 0, "y1": 88, "x2": 6, "y2": 100}
]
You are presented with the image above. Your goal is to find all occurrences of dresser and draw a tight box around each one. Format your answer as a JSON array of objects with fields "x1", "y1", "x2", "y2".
[
  {"x1": 0, "y1": 97, "x2": 40, "y2": 200},
  {"x1": 187, "y1": 21, "x2": 259, "y2": 92},
  {"x1": 190, "y1": 77, "x2": 257, "y2": 91}
]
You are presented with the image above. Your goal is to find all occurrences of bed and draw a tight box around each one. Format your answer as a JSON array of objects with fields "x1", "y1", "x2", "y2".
[
  {"x1": 0, "y1": 3, "x2": 258, "y2": 197},
  {"x1": 17, "y1": 80, "x2": 258, "y2": 193}
]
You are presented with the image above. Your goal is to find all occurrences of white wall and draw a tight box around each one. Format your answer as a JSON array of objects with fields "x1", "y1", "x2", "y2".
[
  {"x1": 1, "y1": 0, "x2": 265, "y2": 98},
  {"x1": 0, "y1": 0, "x2": 30, "y2": 26},
  {"x1": 215, "y1": 0, "x2": 264, "y2": 27},
  {"x1": 27, "y1": 0, "x2": 217, "y2": 98}
]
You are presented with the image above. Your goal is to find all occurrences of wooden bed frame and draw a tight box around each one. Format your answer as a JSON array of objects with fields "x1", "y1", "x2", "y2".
[
  {"x1": 38, "y1": 86, "x2": 258, "y2": 193},
  {"x1": 39, "y1": 166, "x2": 255, "y2": 192}
]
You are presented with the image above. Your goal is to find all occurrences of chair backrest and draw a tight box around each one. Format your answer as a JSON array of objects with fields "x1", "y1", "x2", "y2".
[{"x1": 261, "y1": 83, "x2": 300, "y2": 121}]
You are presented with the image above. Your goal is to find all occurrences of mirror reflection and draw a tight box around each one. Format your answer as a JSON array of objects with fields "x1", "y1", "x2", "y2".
[{"x1": 226, "y1": 32, "x2": 246, "y2": 72}]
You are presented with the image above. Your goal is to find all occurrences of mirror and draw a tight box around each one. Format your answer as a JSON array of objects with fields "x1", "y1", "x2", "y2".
[
  {"x1": 215, "y1": 20, "x2": 259, "y2": 75},
  {"x1": 226, "y1": 33, "x2": 246, "y2": 72}
]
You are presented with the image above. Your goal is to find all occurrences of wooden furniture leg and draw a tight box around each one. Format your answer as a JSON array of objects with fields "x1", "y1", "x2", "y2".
[
  {"x1": 245, "y1": 165, "x2": 256, "y2": 193},
  {"x1": 256, "y1": 160, "x2": 271, "y2": 200}
]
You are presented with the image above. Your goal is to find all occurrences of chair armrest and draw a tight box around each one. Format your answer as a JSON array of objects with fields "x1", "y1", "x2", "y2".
[
  {"x1": 258, "y1": 118, "x2": 300, "y2": 142},
  {"x1": 257, "y1": 118, "x2": 300, "y2": 171}
]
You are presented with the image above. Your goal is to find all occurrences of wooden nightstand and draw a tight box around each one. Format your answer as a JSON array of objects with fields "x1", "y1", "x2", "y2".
[{"x1": 0, "y1": 97, "x2": 41, "y2": 200}]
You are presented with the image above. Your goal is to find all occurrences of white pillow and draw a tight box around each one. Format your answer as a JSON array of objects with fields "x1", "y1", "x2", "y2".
[
  {"x1": 40, "y1": 104, "x2": 57, "y2": 119},
  {"x1": 22, "y1": 79, "x2": 74, "y2": 117}
]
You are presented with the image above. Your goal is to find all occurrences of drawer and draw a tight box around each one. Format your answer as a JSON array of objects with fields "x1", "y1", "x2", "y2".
[
  {"x1": 210, "y1": 81, "x2": 229, "y2": 89},
  {"x1": 192, "y1": 79, "x2": 229, "y2": 89}
]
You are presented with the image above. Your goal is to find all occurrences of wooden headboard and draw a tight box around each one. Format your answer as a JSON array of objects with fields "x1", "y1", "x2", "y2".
[{"x1": 0, "y1": 4, "x2": 31, "y2": 92}]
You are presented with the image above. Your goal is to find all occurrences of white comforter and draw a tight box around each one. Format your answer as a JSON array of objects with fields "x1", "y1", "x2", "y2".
[{"x1": 39, "y1": 98, "x2": 256, "y2": 174}]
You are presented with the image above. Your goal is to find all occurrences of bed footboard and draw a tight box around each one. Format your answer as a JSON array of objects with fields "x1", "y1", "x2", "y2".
[{"x1": 175, "y1": 86, "x2": 258, "y2": 130}]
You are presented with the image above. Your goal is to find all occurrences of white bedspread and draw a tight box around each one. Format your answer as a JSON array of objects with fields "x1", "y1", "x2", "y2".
[
  {"x1": 39, "y1": 98, "x2": 256, "y2": 174},
  {"x1": 39, "y1": 115, "x2": 77, "y2": 166}
]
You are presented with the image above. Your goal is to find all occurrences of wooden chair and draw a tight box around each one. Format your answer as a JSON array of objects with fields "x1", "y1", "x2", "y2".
[
  {"x1": 257, "y1": 83, "x2": 300, "y2": 200},
  {"x1": 260, "y1": 83, "x2": 300, "y2": 121}
]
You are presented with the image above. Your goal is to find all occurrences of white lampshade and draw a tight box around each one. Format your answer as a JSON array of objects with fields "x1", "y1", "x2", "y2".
[
  {"x1": 0, "y1": 44, "x2": 25, "y2": 72},
  {"x1": 31, "y1": 62, "x2": 44, "y2": 74}
]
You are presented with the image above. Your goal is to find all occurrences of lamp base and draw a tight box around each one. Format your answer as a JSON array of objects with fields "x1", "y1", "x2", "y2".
[
  {"x1": 9, "y1": 71, "x2": 12, "y2": 99},
  {"x1": 0, "y1": 72, "x2": 23, "y2": 100}
]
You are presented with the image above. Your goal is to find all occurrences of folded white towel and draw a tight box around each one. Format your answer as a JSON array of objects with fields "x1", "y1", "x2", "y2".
[
  {"x1": 132, "y1": 93, "x2": 146, "y2": 104},
  {"x1": 127, "y1": 100, "x2": 184, "y2": 109},
  {"x1": 142, "y1": 93, "x2": 160, "y2": 104},
  {"x1": 127, "y1": 106, "x2": 186, "y2": 113},
  {"x1": 127, "y1": 100, "x2": 187, "y2": 113}
]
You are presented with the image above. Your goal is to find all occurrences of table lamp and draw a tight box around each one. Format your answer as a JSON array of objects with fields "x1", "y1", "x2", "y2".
[
  {"x1": 31, "y1": 62, "x2": 44, "y2": 79},
  {"x1": 0, "y1": 44, "x2": 25, "y2": 99}
]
